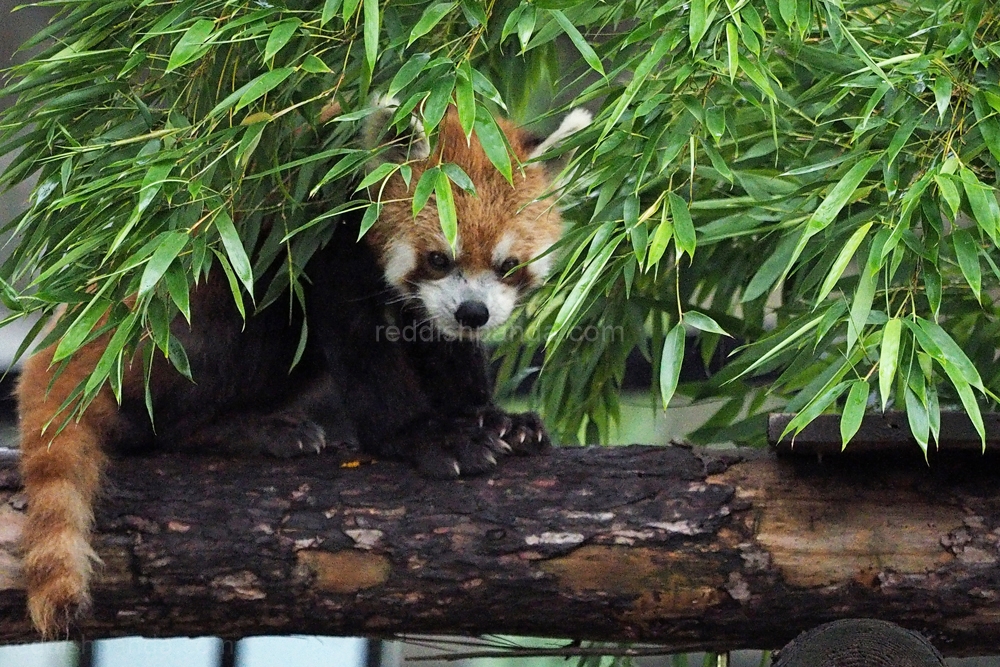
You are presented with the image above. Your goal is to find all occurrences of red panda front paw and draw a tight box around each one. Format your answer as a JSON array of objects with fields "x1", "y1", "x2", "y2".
[
  {"x1": 499, "y1": 410, "x2": 551, "y2": 456},
  {"x1": 413, "y1": 410, "x2": 550, "y2": 478},
  {"x1": 259, "y1": 416, "x2": 329, "y2": 459}
]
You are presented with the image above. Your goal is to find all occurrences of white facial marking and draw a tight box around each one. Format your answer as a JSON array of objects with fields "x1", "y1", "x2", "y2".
[
  {"x1": 383, "y1": 241, "x2": 416, "y2": 289},
  {"x1": 491, "y1": 232, "x2": 516, "y2": 266},
  {"x1": 417, "y1": 271, "x2": 518, "y2": 339},
  {"x1": 361, "y1": 93, "x2": 430, "y2": 163},
  {"x1": 528, "y1": 108, "x2": 593, "y2": 160},
  {"x1": 526, "y1": 251, "x2": 555, "y2": 283}
]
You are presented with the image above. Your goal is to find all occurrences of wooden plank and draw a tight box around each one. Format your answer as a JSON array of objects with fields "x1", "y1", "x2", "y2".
[{"x1": 768, "y1": 412, "x2": 1000, "y2": 456}]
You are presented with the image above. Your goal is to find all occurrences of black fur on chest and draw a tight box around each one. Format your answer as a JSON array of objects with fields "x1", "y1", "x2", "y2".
[{"x1": 113, "y1": 220, "x2": 494, "y2": 460}]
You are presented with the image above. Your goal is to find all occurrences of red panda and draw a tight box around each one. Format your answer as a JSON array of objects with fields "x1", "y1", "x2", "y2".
[{"x1": 16, "y1": 98, "x2": 590, "y2": 635}]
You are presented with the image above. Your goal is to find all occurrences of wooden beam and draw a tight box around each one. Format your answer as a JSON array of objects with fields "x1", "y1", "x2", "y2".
[
  {"x1": 768, "y1": 411, "x2": 1000, "y2": 456},
  {"x1": 1, "y1": 445, "x2": 999, "y2": 655}
]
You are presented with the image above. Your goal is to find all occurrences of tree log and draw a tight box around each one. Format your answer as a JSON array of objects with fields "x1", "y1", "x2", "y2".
[{"x1": 1, "y1": 444, "x2": 1000, "y2": 655}]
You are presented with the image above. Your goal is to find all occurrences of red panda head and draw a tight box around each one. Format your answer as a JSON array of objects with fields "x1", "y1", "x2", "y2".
[{"x1": 361, "y1": 98, "x2": 589, "y2": 339}]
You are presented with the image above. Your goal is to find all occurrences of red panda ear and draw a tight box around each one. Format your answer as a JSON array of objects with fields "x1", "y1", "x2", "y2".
[
  {"x1": 528, "y1": 108, "x2": 592, "y2": 179},
  {"x1": 361, "y1": 94, "x2": 431, "y2": 167}
]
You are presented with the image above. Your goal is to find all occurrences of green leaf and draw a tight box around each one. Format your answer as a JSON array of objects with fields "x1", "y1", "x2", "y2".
[
  {"x1": 166, "y1": 19, "x2": 215, "y2": 72},
  {"x1": 646, "y1": 205, "x2": 673, "y2": 270},
  {"x1": 911, "y1": 318, "x2": 984, "y2": 390},
  {"x1": 409, "y1": 3, "x2": 456, "y2": 45},
  {"x1": 814, "y1": 222, "x2": 872, "y2": 306},
  {"x1": 934, "y1": 173, "x2": 961, "y2": 220},
  {"x1": 740, "y1": 313, "x2": 824, "y2": 378},
  {"x1": 548, "y1": 228, "x2": 621, "y2": 344},
  {"x1": 423, "y1": 75, "x2": 456, "y2": 130},
  {"x1": 435, "y1": 169, "x2": 458, "y2": 249},
  {"x1": 904, "y1": 386, "x2": 929, "y2": 457},
  {"x1": 139, "y1": 232, "x2": 188, "y2": 297},
  {"x1": 684, "y1": 311, "x2": 730, "y2": 337},
  {"x1": 214, "y1": 208, "x2": 254, "y2": 297},
  {"x1": 737, "y1": 55, "x2": 776, "y2": 100},
  {"x1": 807, "y1": 155, "x2": 880, "y2": 233},
  {"x1": 551, "y1": 10, "x2": 604, "y2": 77},
  {"x1": 456, "y1": 61, "x2": 475, "y2": 139},
  {"x1": 167, "y1": 335, "x2": 192, "y2": 381},
  {"x1": 951, "y1": 227, "x2": 982, "y2": 303},
  {"x1": 959, "y1": 168, "x2": 1000, "y2": 241},
  {"x1": 659, "y1": 323, "x2": 685, "y2": 408},
  {"x1": 343, "y1": 0, "x2": 361, "y2": 22},
  {"x1": 689, "y1": 0, "x2": 709, "y2": 51},
  {"x1": 887, "y1": 116, "x2": 920, "y2": 167},
  {"x1": 441, "y1": 163, "x2": 476, "y2": 194},
  {"x1": 388, "y1": 53, "x2": 431, "y2": 98},
  {"x1": 164, "y1": 262, "x2": 191, "y2": 324},
  {"x1": 321, "y1": 0, "x2": 344, "y2": 26},
  {"x1": 301, "y1": 54, "x2": 332, "y2": 74},
  {"x1": 363, "y1": 0, "x2": 379, "y2": 73},
  {"x1": 726, "y1": 22, "x2": 739, "y2": 83},
  {"x1": 264, "y1": 18, "x2": 301, "y2": 61},
  {"x1": 668, "y1": 192, "x2": 695, "y2": 259},
  {"x1": 933, "y1": 75, "x2": 952, "y2": 120},
  {"x1": 474, "y1": 106, "x2": 512, "y2": 184},
  {"x1": 847, "y1": 260, "x2": 876, "y2": 355},
  {"x1": 412, "y1": 166, "x2": 440, "y2": 216},
  {"x1": 355, "y1": 161, "x2": 399, "y2": 191},
  {"x1": 135, "y1": 162, "x2": 172, "y2": 219},
  {"x1": 235, "y1": 68, "x2": 294, "y2": 112},
  {"x1": 52, "y1": 298, "x2": 112, "y2": 363},
  {"x1": 358, "y1": 201, "x2": 382, "y2": 238},
  {"x1": 212, "y1": 250, "x2": 245, "y2": 320},
  {"x1": 781, "y1": 381, "x2": 850, "y2": 441},
  {"x1": 840, "y1": 380, "x2": 868, "y2": 449},
  {"x1": 878, "y1": 318, "x2": 901, "y2": 412}
]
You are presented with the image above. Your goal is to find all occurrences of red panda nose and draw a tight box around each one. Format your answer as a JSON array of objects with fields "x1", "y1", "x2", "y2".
[{"x1": 455, "y1": 301, "x2": 490, "y2": 328}]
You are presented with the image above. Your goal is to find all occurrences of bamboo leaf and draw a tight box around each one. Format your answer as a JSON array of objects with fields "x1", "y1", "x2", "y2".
[
  {"x1": 878, "y1": 318, "x2": 901, "y2": 412},
  {"x1": 668, "y1": 192, "x2": 695, "y2": 259},
  {"x1": 235, "y1": 68, "x2": 294, "y2": 112},
  {"x1": 139, "y1": 232, "x2": 188, "y2": 297},
  {"x1": 726, "y1": 22, "x2": 739, "y2": 83},
  {"x1": 166, "y1": 19, "x2": 215, "y2": 72},
  {"x1": 214, "y1": 208, "x2": 254, "y2": 297},
  {"x1": 551, "y1": 10, "x2": 604, "y2": 77},
  {"x1": 264, "y1": 18, "x2": 301, "y2": 62},
  {"x1": 659, "y1": 323, "x2": 685, "y2": 408},
  {"x1": 840, "y1": 380, "x2": 868, "y2": 449},
  {"x1": 806, "y1": 155, "x2": 880, "y2": 234},
  {"x1": 435, "y1": 170, "x2": 458, "y2": 250},
  {"x1": 951, "y1": 227, "x2": 982, "y2": 303},
  {"x1": 409, "y1": 3, "x2": 456, "y2": 45},
  {"x1": 781, "y1": 381, "x2": 850, "y2": 441},
  {"x1": 456, "y1": 61, "x2": 475, "y2": 139},
  {"x1": 412, "y1": 166, "x2": 440, "y2": 216},
  {"x1": 814, "y1": 222, "x2": 872, "y2": 306},
  {"x1": 934, "y1": 75, "x2": 953, "y2": 120},
  {"x1": 689, "y1": 0, "x2": 709, "y2": 51},
  {"x1": 473, "y1": 106, "x2": 512, "y2": 184},
  {"x1": 363, "y1": 0, "x2": 379, "y2": 73},
  {"x1": 904, "y1": 386, "x2": 929, "y2": 458},
  {"x1": 684, "y1": 311, "x2": 731, "y2": 337}
]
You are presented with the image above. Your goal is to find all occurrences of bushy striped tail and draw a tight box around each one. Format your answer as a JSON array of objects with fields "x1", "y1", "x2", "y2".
[{"x1": 17, "y1": 344, "x2": 113, "y2": 636}]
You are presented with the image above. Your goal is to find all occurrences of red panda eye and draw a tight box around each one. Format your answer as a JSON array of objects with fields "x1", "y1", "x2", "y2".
[
  {"x1": 427, "y1": 251, "x2": 452, "y2": 272},
  {"x1": 498, "y1": 257, "x2": 519, "y2": 275}
]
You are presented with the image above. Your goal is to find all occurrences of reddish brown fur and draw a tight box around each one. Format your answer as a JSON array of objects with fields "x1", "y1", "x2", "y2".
[
  {"x1": 17, "y1": 322, "x2": 145, "y2": 635},
  {"x1": 365, "y1": 110, "x2": 563, "y2": 286}
]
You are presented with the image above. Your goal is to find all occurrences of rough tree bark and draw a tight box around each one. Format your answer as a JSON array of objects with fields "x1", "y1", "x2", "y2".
[{"x1": 1, "y1": 443, "x2": 1000, "y2": 655}]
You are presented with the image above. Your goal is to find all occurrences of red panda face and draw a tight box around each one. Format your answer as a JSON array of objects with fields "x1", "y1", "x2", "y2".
[{"x1": 362, "y1": 106, "x2": 585, "y2": 339}]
